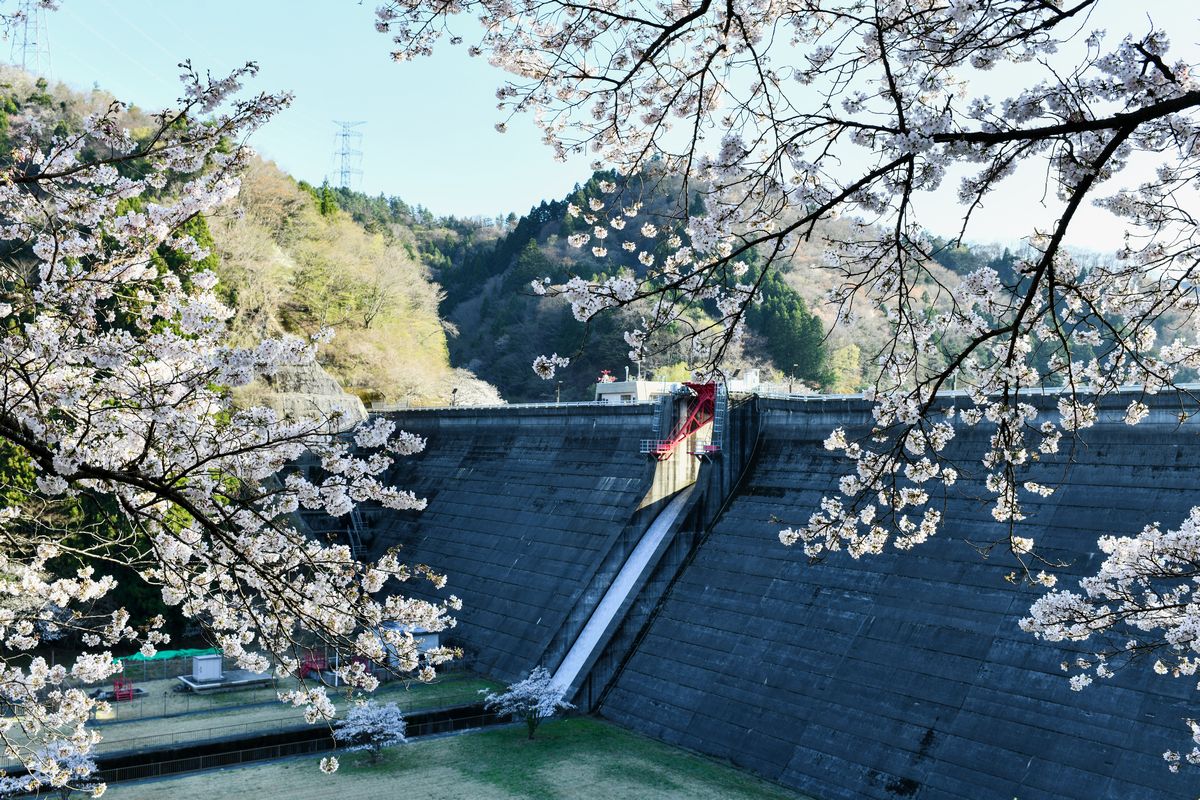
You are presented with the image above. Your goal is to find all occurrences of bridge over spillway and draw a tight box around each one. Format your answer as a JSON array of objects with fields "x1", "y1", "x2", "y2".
[{"x1": 363, "y1": 389, "x2": 1200, "y2": 800}]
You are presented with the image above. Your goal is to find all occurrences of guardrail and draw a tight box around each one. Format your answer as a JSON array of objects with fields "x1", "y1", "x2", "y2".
[
  {"x1": 370, "y1": 400, "x2": 654, "y2": 412},
  {"x1": 1, "y1": 704, "x2": 505, "y2": 784},
  {"x1": 755, "y1": 383, "x2": 1200, "y2": 402}
]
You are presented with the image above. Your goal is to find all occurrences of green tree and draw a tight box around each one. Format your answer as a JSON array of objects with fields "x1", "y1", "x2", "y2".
[
  {"x1": 319, "y1": 182, "x2": 338, "y2": 217},
  {"x1": 827, "y1": 344, "x2": 863, "y2": 394},
  {"x1": 743, "y1": 267, "x2": 830, "y2": 386}
]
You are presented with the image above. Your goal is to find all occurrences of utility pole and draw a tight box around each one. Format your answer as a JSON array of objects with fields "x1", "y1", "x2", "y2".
[
  {"x1": 331, "y1": 120, "x2": 365, "y2": 189},
  {"x1": 10, "y1": 0, "x2": 51, "y2": 75}
]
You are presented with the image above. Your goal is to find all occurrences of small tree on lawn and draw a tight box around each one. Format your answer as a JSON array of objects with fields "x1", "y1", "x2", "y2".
[
  {"x1": 333, "y1": 701, "x2": 408, "y2": 764},
  {"x1": 482, "y1": 667, "x2": 574, "y2": 740}
]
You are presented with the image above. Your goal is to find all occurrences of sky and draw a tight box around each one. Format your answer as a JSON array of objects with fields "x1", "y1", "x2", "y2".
[
  {"x1": 18, "y1": 1, "x2": 1200, "y2": 251},
  {"x1": 39, "y1": 0, "x2": 589, "y2": 221}
]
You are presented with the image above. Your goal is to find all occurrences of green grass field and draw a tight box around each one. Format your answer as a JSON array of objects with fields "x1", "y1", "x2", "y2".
[{"x1": 105, "y1": 717, "x2": 811, "y2": 800}]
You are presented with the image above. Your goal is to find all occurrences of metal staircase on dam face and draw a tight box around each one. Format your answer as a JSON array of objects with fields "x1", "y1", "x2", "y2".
[{"x1": 640, "y1": 383, "x2": 726, "y2": 460}]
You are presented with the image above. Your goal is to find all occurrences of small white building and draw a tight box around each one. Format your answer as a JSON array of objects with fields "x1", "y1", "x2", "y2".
[
  {"x1": 594, "y1": 380, "x2": 680, "y2": 404},
  {"x1": 192, "y1": 654, "x2": 223, "y2": 683},
  {"x1": 726, "y1": 369, "x2": 762, "y2": 393}
]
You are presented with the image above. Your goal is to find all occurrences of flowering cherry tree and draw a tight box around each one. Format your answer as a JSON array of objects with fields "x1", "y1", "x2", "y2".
[
  {"x1": 377, "y1": 0, "x2": 1200, "y2": 760},
  {"x1": 0, "y1": 739, "x2": 99, "y2": 799},
  {"x1": 0, "y1": 61, "x2": 457, "y2": 792},
  {"x1": 481, "y1": 666, "x2": 573, "y2": 739},
  {"x1": 333, "y1": 700, "x2": 408, "y2": 764}
]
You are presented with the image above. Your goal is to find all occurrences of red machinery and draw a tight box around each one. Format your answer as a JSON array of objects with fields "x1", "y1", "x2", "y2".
[
  {"x1": 644, "y1": 382, "x2": 718, "y2": 460},
  {"x1": 111, "y1": 677, "x2": 135, "y2": 702},
  {"x1": 300, "y1": 649, "x2": 327, "y2": 679}
]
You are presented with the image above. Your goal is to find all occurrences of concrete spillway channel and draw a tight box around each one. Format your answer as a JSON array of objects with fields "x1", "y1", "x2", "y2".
[{"x1": 551, "y1": 486, "x2": 694, "y2": 702}]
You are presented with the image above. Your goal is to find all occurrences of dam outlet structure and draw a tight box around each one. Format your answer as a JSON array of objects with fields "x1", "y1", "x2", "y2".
[{"x1": 356, "y1": 388, "x2": 1200, "y2": 800}]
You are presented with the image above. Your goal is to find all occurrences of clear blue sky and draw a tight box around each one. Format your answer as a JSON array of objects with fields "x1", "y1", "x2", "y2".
[
  {"x1": 25, "y1": 1, "x2": 1200, "y2": 250},
  {"x1": 43, "y1": 0, "x2": 588, "y2": 221}
]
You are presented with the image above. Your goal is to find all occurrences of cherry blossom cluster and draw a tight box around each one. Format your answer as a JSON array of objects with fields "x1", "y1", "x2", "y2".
[
  {"x1": 1021, "y1": 507, "x2": 1200, "y2": 717},
  {"x1": 331, "y1": 700, "x2": 408, "y2": 766},
  {"x1": 0, "y1": 63, "x2": 455, "y2": 789},
  {"x1": 481, "y1": 666, "x2": 574, "y2": 739},
  {"x1": 532, "y1": 353, "x2": 571, "y2": 380},
  {"x1": 528, "y1": 177, "x2": 759, "y2": 376},
  {"x1": 0, "y1": 738, "x2": 100, "y2": 798}
]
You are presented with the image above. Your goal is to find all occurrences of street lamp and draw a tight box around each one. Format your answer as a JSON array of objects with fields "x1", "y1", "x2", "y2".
[
  {"x1": 556, "y1": 381, "x2": 563, "y2": 404},
  {"x1": 790, "y1": 363, "x2": 798, "y2": 394}
]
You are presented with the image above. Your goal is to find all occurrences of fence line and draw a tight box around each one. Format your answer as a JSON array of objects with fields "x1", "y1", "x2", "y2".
[
  {"x1": 95, "y1": 715, "x2": 306, "y2": 756},
  {"x1": 67, "y1": 656, "x2": 483, "y2": 725},
  {"x1": 96, "y1": 708, "x2": 501, "y2": 785}
]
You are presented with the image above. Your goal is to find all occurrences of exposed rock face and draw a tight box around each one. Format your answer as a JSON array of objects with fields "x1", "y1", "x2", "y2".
[{"x1": 240, "y1": 363, "x2": 367, "y2": 430}]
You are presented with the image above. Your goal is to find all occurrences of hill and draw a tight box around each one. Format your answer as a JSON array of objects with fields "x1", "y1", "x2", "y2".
[
  {"x1": 0, "y1": 66, "x2": 500, "y2": 410},
  {"x1": 334, "y1": 171, "x2": 836, "y2": 401},
  {"x1": 209, "y1": 159, "x2": 500, "y2": 407}
]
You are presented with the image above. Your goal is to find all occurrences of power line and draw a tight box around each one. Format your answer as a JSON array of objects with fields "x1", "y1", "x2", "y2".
[
  {"x1": 9, "y1": 0, "x2": 51, "y2": 76},
  {"x1": 331, "y1": 120, "x2": 365, "y2": 189}
]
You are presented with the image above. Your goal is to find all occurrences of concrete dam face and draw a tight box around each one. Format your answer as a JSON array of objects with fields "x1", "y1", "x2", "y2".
[{"x1": 372, "y1": 393, "x2": 1200, "y2": 800}]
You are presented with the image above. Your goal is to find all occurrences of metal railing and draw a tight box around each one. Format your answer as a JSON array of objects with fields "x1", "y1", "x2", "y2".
[
  {"x1": 100, "y1": 735, "x2": 333, "y2": 784},
  {"x1": 95, "y1": 707, "x2": 502, "y2": 785},
  {"x1": 95, "y1": 715, "x2": 307, "y2": 756},
  {"x1": 710, "y1": 386, "x2": 727, "y2": 448},
  {"x1": 370, "y1": 400, "x2": 654, "y2": 413},
  {"x1": 755, "y1": 382, "x2": 1200, "y2": 403}
]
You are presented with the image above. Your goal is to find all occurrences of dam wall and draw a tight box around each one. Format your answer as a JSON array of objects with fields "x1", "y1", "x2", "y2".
[
  {"x1": 370, "y1": 402, "x2": 664, "y2": 682},
  {"x1": 599, "y1": 391, "x2": 1200, "y2": 800}
]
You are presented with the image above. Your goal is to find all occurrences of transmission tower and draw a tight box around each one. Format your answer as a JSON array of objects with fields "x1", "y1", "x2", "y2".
[
  {"x1": 331, "y1": 120, "x2": 366, "y2": 189},
  {"x1": 9, "y1": 0, "x2": 51, "y2": 75}
]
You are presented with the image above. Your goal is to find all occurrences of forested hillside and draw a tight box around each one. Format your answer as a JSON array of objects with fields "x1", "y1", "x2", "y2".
[
  {"x1": 334, "y1": 171, "x2": 844, "y2": 401},
  {"x1": 0, "y1": 66, "x2": 499, "y2": 408},
  {"x1": 210, "y1": 159, "x2": 500, "y2": 406}
]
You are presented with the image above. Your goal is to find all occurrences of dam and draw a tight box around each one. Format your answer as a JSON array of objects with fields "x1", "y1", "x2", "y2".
[{"x1": 363, "y1": 389, "x2": 1200, "y2": 800}]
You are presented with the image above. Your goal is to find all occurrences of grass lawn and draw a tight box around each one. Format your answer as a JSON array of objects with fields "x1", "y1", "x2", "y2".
[
  {"x1": 88, "y1": 673, "x2": 501, "y2": 754},
  {"x1": 105, "y1": 717, "x2": 810, "y2": 800}
]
